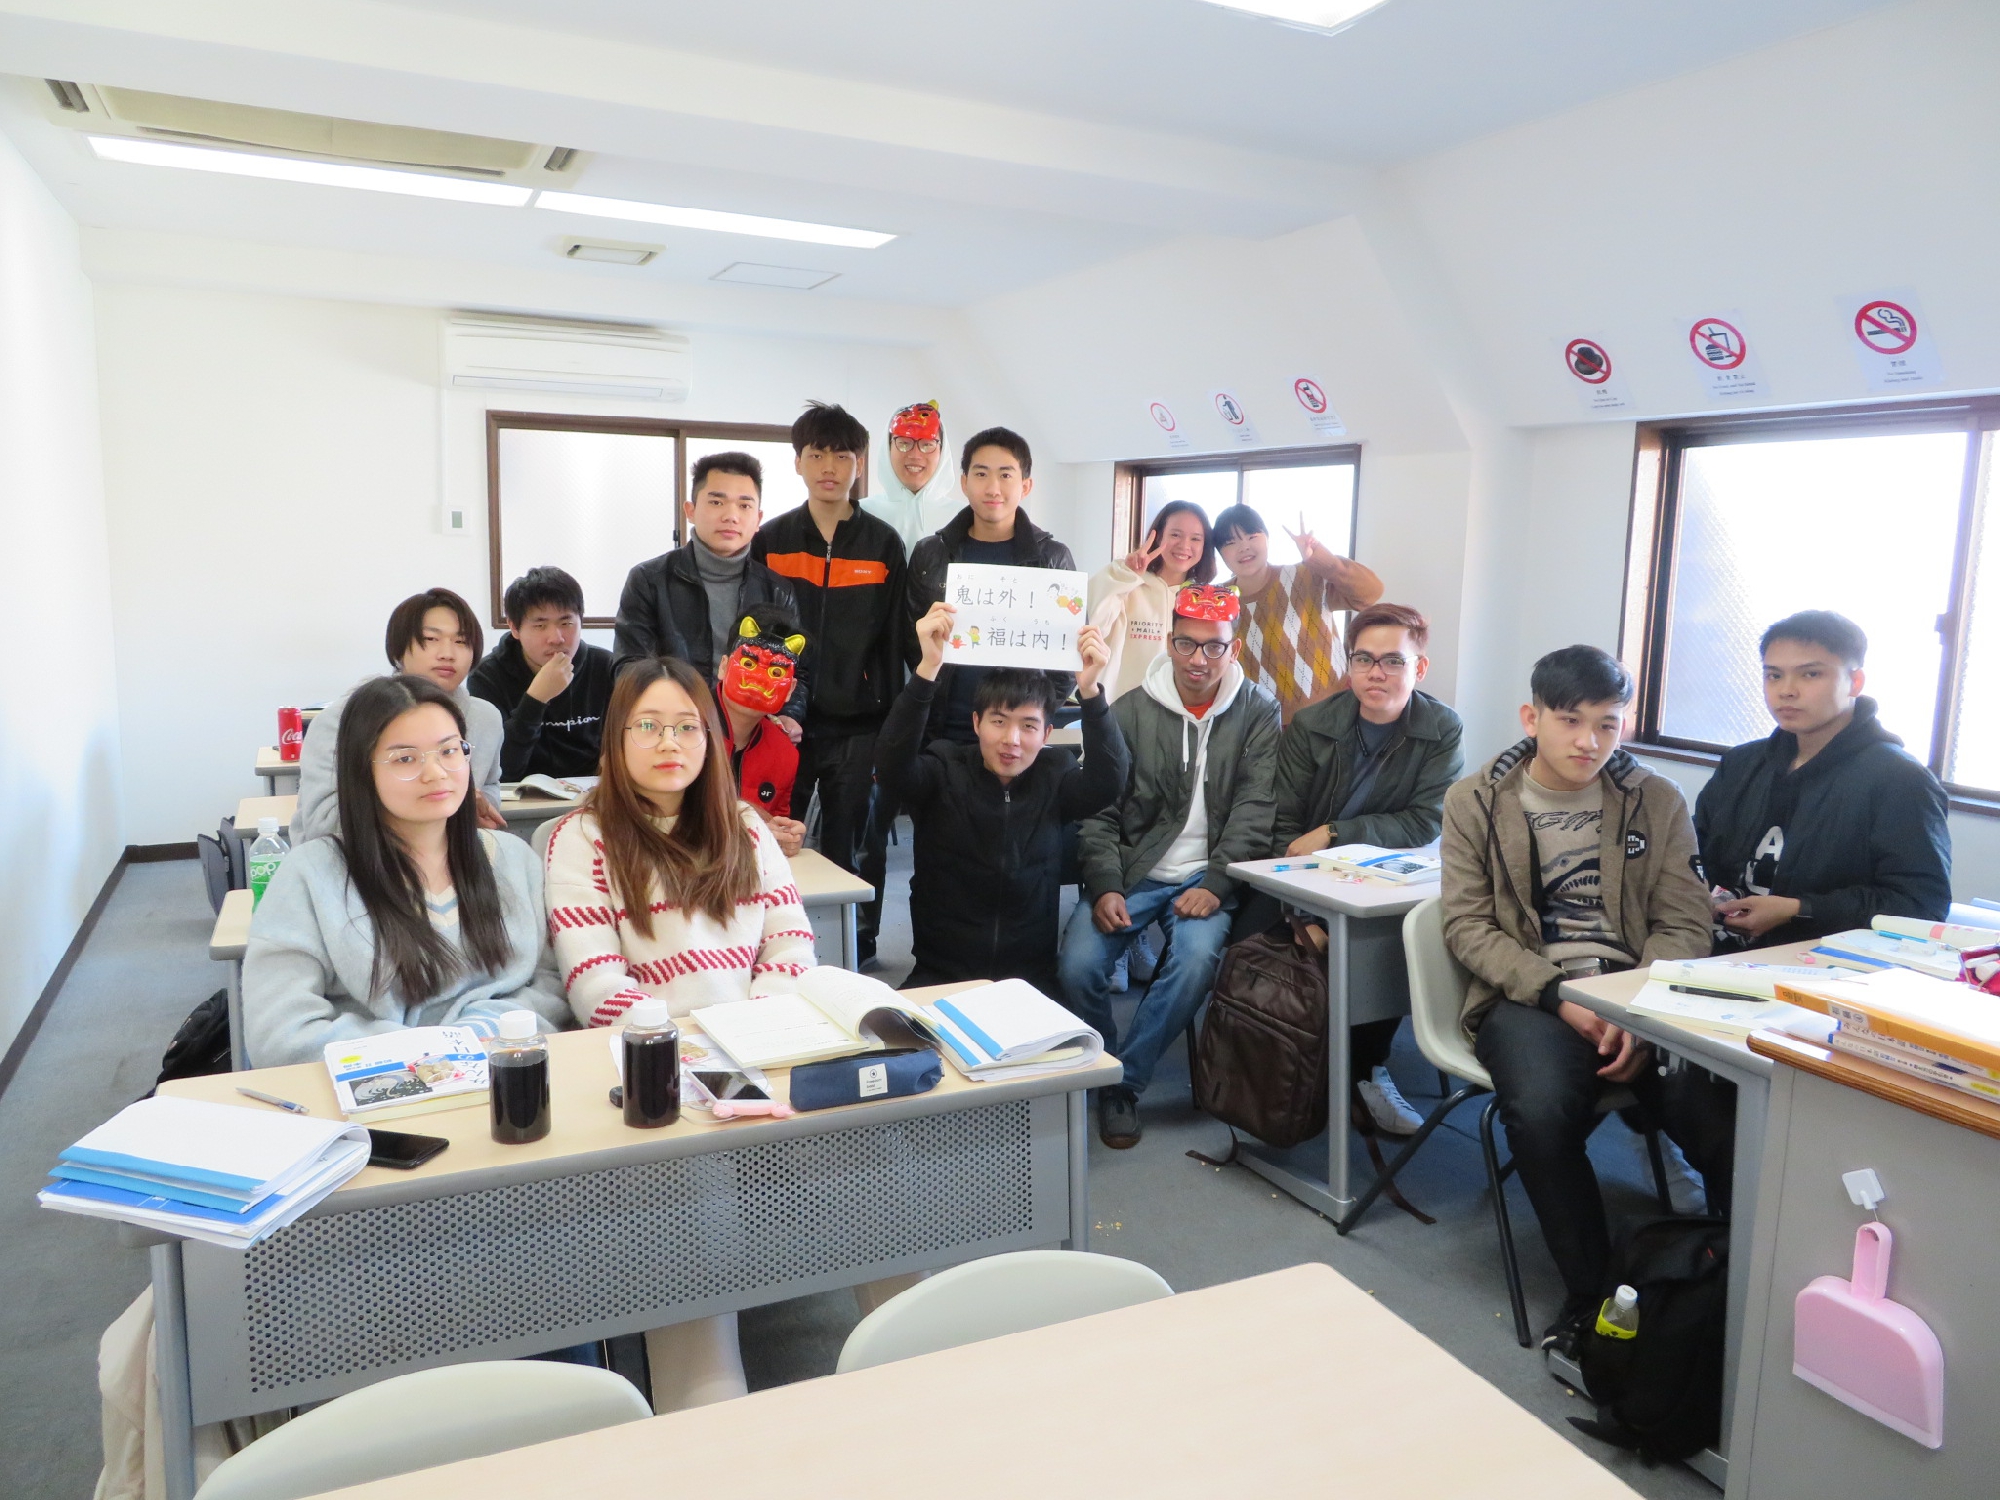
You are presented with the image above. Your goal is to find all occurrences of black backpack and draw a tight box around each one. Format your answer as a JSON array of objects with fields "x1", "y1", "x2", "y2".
[
  {"x1": 1570, "y1": 1215, "x2": 1730, "y2": 1463},
  {"x1": 152, "y1": 990, "x2": 234, "y2": 1091}
]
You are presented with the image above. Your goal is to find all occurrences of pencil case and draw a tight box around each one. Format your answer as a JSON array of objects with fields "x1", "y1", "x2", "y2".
[{"x1": 789, "y1": 1048, "x2": 942, "y2": 1112}]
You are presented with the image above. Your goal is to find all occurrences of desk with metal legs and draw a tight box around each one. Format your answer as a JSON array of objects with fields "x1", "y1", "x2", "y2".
[
  {"x1": 146, "y1": 1002, "x2": 1116, "y2": 1500},
  {"x1": 1222, "y1": 859, "x2": 1438, "y2": 1223}
]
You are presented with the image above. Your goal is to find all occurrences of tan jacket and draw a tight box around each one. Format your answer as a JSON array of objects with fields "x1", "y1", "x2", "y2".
[{"x1": 1440, "y1": 739, "x2": 1711, "y2": 1030}]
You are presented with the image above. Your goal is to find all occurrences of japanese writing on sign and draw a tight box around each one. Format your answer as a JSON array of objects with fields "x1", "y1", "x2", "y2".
[{"x1": 941, "y1": 563, "x2": 1089, "y2": 672}]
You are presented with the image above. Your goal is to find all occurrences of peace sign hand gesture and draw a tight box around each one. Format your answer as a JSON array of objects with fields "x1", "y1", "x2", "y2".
[
  {"x1": 1121, "y1": 535, "x2": 1165, "y2": 576},
  {"x1": 1283, "y1": 512, "x2": 1328, "y2": 569}
]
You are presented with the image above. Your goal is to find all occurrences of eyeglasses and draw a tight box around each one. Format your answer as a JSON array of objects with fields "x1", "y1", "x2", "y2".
[
  {"x1": 890, "y1": 437, "x2": 941, "y2": 454},
  {"x1": 1349, "y1": 652, "x2": 1416, "y2": 675},
  {"x1": 1169, "y1": 637, "x2": 1232, "y2": 661},
  {"x1": 625, "y1": 717, "x2": 707, "y2": 749},
  {"x1": 375, "y1": 741, "x2": 472, "y2": 779}
]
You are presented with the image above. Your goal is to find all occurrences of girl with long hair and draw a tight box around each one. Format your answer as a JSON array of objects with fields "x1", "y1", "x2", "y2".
[
  {"x1": 243, "y1": 674, "x2": 568, "y2": 1068},
  {"x1": 543, "y1": 656, "x2": 813, "y2": 1412},
  {"x1": 1087, "y1": 498, "x2": 1219, "y2": 701}
]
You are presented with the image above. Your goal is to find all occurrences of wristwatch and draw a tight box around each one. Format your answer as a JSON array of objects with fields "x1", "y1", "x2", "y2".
[{"x1": 1792, "y1": 896, "x2": 1814, "y2": 924}]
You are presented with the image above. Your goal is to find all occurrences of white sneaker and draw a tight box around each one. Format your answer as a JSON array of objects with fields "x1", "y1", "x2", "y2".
[
  {"x1": 1356, "y1": 1066, "x2": 1424, "y2": 1136},
  {"x1": 1653, "y1": 1136, "x2": 1708, "y2": 1214}
]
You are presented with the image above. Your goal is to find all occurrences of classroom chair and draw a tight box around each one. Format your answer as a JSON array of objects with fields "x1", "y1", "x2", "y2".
[
  {"x1": 192, "y1": 1360, "x2": 650, "y2": 1500},
  {"x1": 1332, "y1": 897, "x2": 1670, "y2": 1348},
  {"x1": 835, "y1": 1249, "x2": 1172, "y2": 1373}
]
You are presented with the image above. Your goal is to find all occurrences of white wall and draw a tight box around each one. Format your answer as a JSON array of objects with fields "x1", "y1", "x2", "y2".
[
  {"x1": 0, "y1": 132, "x2": 122, "y2": 1055},
  {"x1": 94, "y1": 284, "x2": 941, "y2": 843}
]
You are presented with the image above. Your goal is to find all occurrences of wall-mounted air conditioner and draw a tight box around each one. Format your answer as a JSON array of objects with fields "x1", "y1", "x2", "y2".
[{"x1": 442, "y1": 314, "x2": 692, "y2": 401}]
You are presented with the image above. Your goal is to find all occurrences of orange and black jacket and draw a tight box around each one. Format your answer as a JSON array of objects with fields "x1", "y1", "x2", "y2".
[{"x1": 752, "y1": 506, "x2": 909, "y2": 732}]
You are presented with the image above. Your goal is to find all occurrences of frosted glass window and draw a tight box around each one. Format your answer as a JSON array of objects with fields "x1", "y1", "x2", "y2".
[
  {"x1": 495, "y1": 427, "x2": 676, "y2": 624},
  {"x1": 1137, "y1": 458, "x2": 1358, "y2": 569},
  {"x1": 1657, "y1": 432, "x2": 1962, "y2": 761},
  {"x1": 686, "y1": 437, "x2": 808, "y2": 520}
]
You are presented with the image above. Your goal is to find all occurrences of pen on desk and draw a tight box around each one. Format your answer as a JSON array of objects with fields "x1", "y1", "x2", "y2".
[
  {"x1": 236, "y1": 1086, "x2": 310, "y2": 1115},
  {"x1": 1668, "y1": 983, "x2": 1753, "y2": 1002},
  {"x1": 1271, "y1": 861, "x2": 1321, "y2": 873}
]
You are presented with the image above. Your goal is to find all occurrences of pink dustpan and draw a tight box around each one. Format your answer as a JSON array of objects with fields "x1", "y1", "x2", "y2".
[{"x1": 1793, "y1": 1221, "x2": 1944, "y2": 1448}]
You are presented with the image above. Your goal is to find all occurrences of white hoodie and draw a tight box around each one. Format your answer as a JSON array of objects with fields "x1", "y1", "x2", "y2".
[
  {"x1": 862, "y1": 418, "x2": 960, "y2": 554},
  {"x1": 1140, "y1": 647, "x2": 1245, "y2": 884}
]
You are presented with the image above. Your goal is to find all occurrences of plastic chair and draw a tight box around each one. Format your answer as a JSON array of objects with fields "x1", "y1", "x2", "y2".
[
  {"x1": 835, "y1": 1250, "x2": 1172, "y2": 1373},
  {"x1": 1334, "y1": 897, "x2": 1670, "y2": 1347},
  {"x1": 193, "y1": 1360, "x2": 650, "y2": 1500}
]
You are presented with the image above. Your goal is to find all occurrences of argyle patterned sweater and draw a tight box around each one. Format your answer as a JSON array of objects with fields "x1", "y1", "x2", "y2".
[{"x1": 544, "y1": 805, "x2": 815, "y2": 1027}]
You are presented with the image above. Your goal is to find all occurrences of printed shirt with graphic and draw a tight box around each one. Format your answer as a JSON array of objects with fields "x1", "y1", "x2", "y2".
[
  {"x1": 1516, "y1": 774, "x2": 1627, "y2": 970},
  {"x1": 1236, "y1": 563, "x2": 1373, "y2": 720},
  {"x1": 543, "y1": 805, "x2": 814, "y2": 1027}
]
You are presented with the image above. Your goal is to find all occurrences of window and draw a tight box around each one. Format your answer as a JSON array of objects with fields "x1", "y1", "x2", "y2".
[
  {"x1": 1114, "y1": 446, "x2": 1360, "y2": 567},
  {"x1": 1626, "y1": 400, "x2": 2000, "y2": 801},
  {"x1": 486, "y1": 414, "x2": 842, "y2": 627}
]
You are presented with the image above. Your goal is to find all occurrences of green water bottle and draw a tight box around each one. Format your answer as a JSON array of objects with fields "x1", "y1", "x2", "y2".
[{"x1": 246, "y1": 817, "x2": 290, "y2": 908}]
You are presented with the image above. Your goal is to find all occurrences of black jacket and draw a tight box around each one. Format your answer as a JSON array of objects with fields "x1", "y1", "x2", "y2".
[
  {"x1": 611, "y1": 544, "x2": 808, "y2": 721},
  {"x1": 751, "y1": 506, "x2": 907, "y2": 733},
  {"x1": 876, "y1": 673, "x2": 1128, "y2": 992},
  {"x1": 1272, "y1": 688, "x2": 1464, "y2": 852},
  {"x1": 1694, "y1": 696, "x2": 1951, "y2": 948},
  {"x1": 906, "y1": 505, "x2": 1077, "y2": 743},
  {"x1": 467, "y1": 636, "x2": 616, "y2": 781}
]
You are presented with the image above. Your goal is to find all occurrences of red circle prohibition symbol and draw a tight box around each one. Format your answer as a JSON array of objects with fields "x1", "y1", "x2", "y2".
[
  {"x1": 1149, "y1": 402, "x2": 1177, "y2": 433},
  {"x1": 1214, "y1": 392, "x2": 1246, "y2": 425},
  {"x1": 1294, "y1": 377, "x2": 1328, "y2": 413},
  {"x1": 1565, "y1": 339, "x2": 1613, "y2": 385},
  {"x1": 1689, "y1": 317, "x2": 1748, "y2": 371},
  {"x1": 1854, "y1": 301, "x2": 1918, "y2": 356}
]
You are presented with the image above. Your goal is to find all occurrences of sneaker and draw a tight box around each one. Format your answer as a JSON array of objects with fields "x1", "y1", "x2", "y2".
[
  {"x1": 1356, "y1": 1066, "x2": 1424, "y2": 1136},
  {"x1": 1129, "y1": 927, "x2": 1160, "y2": 984},
  {"x1": 1098, "y1": 1088, "x2": 1142, "y2": 1149},
  {"x1": 1109, "y1": 952, "x2": 1129, "y2": 994},
  {"x1": 1540, "y1": 1303, "x2": 1594, "y2": 1362},
  {"x1": 855, "y1": 938, "x2": 880, "y2": 974},
  {"x1": 1654, "y1": 1136, "x2": 1708, "y2": 1215}
]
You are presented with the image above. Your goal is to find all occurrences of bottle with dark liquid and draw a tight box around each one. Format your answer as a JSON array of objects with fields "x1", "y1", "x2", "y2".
[
  {"x1": 488, "y1": 1010, "x2": 551, "y2": 1145},
  {"x1": 621, "y1": 997, "x2": 681, "y2": 1129}
]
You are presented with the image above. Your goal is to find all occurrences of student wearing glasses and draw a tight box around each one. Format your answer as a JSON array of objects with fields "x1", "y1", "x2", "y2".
[
  {"x1": 243, "y1": 674, "x2": 570, "y2": 1069},
  {"x1": 1061, "y1": 584, "x2": 1281, "y2": 1148},
  {"x1": 542, "y1": 656, "x2": 816, "y2": 1412},
  {"x1": 1253, "y1": 603, "x2": 1464, "y2": 1135},
  {"x1": 862, "y1": 400, "x2": 959, "y2": 554}
]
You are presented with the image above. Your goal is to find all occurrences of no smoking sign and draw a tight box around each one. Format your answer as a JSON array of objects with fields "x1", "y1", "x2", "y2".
[
  {"x1": 1854, "y1": 300, "x2": 1919, "y2": 356},
  {"x1": 1846, "y1": 290, "x2": 1941, "y2": 392}
]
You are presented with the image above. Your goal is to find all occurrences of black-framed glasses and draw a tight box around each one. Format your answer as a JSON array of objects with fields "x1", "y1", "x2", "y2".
[
  {"x1": 1349, "y1": 651, "x2": 1415, "y2": 675},
  {"x1": 375, "y1": 741, "x2": 473, "y2": 779},
  {"x1": 890, "y1": 437, "x2": 941, "y2": 454},
  {"x1": 1169, "y1": 637, "x2": 1231, "y2": 660}
]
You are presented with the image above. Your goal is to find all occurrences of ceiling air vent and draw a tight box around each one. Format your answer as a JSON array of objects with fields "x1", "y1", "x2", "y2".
[
  {"x1": 562, "y1": 237, "x2": 661, "y2": 266},
  {"x1": 40, "y1": 82, "x2": 586, "y2": 187}
]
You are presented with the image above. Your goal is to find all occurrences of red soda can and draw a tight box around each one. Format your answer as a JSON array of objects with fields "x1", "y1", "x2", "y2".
[{"x1": 278, "y1": 706, "x2": 305, "y2": 762}]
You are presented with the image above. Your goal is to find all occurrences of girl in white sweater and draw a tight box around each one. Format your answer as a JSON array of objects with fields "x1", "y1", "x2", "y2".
[{"x1": 542, "y1": 654, "x2": 815, "y2": 1411}]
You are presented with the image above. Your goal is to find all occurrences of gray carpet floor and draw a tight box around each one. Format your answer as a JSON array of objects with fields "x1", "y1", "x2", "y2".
[{"x1": 3, "y1": 835, "x2": 1713, "y2": 1499}]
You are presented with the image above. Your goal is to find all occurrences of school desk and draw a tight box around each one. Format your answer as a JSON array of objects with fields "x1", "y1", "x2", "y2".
[
  {"x1": 253, "y1": 746, "x2": 300, "y2": 794},
  {"x1": 1220, "y1": 856, "x2": 1439, "y2": 1224},
  {"x1": 297, "y1": 1263, "x2": 1644, "y2": 1500},
  {"x1": 208, "y1": 888, "x2": 254, "y2": 1071},
  {"x1": 145, "y1": 991, "x2": 1118, "y2": 1500}
]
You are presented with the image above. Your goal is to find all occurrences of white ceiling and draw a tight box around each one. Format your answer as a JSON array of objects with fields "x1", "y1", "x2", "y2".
[{"x1": 0, "y1": 0, "x2": 1903, "y2": 312}]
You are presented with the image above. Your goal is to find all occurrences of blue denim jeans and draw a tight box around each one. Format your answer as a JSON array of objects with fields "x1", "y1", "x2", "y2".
[{"x1": 1058, "y1": 874, "x2": 1234, "y2": 1097}]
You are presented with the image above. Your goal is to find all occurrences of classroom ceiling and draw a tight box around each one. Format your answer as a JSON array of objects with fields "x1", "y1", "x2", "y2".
[{"x1": 0, "y1": 0, "x2": 1900, "y2": 312}]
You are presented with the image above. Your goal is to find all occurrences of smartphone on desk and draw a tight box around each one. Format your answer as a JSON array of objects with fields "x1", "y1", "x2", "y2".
[
  {"x1": 366, "y1": 1128, "x2": 450, "y2": 1170},
  {"x1": 688, "y1": 1069, "x2": 770, "y2": 1105}
]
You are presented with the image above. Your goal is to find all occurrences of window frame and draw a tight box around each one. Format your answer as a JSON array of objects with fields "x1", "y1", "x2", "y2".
[
  {"x1": 1621, "y1": 395, "x2": 1998, "y2": 813},
  {"x1": 1112, "y1": 442, "x2": 1364, "y2": 555},
  {"x1": 484, "y1": 411, "x2": 862, "y2": 629}
]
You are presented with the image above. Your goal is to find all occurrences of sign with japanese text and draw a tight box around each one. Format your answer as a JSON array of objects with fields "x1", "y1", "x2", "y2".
[{"x1": 940, "y1": 562, "x2": 1089, "y2": 672}]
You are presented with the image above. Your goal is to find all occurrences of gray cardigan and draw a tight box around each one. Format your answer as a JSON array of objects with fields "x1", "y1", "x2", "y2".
[
  {"x1": 293, "y1": 679, "x2": 504, "y2": 845},
  {"x1": 242, "y1": 832, "x2": 570, "y2": 1068}
]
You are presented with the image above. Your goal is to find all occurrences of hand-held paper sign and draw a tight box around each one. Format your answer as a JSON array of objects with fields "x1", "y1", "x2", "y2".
[
  {"x1": 889, "y1": 401, "x2": 942, "y2": 445},
  {"x1": 718, "y1": 614, "x2": 805, "y2": 716},
  {"x1": 941, "y1": 563, "x2": 1089, "y2": 672},
  {"x1": 1174, "y1": 582, "x2": 1241, "y2": 624}
]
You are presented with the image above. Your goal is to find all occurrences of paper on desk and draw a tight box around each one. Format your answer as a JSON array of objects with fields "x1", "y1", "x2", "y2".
[{"x1": 1627, "y1": 980, "x2": 1815, "y2": 1038}]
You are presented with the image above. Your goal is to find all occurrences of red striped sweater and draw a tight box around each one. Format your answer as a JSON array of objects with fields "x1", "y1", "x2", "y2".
[{"x1": 543, "y1": 804, "x2": 816, "y2": 1028}]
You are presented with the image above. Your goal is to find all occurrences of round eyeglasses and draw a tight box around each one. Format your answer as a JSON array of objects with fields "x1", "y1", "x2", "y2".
[
  {"x1": 625, "y1": 717, "x2": 707, "y2": 749},
  {"x1": 375, "y1": 741, "x2": 472, "y2": 780},
  {"x1": 890, "y1": 437, "x2": 941, "y2": 454}
]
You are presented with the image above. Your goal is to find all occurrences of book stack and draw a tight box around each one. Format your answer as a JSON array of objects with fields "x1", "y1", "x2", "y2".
[
  {"x1": 1776, "y1": 968, "x2": 2000, "y2": 1106},
  {"x1": 1320, "y1": 844, "x2": 1442, "y2": 885},
  {"x1": 39, "y1": 1096, "x2": 371, "y2": 1249},
  {"x1": 1806, "y1": 926, "x2": 1964, "y2": 981}
]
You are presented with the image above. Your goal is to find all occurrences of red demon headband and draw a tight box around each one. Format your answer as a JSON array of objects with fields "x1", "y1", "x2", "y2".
[
  {"x1": 889, "y1": 401, "x2": 942, "y2": 444},
  {"x1": 1174, "y1": 582, "x2": 1241, "y2": 624}
]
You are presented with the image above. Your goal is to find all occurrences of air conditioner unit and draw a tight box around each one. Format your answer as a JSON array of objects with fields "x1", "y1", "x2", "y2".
[{"x1": 442, "y1": 314, "x2": 691, "y2": 401}]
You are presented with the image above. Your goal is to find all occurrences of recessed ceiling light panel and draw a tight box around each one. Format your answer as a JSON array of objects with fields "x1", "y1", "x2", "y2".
[
  {"x1": 1199, "y1": 0, "x2": 1392, "y2": 32},
  {"x1": 87, "y1": 135, "x2": 532, "y2": 205},
  {"x1": 711, "y1": 262, "x2": 840, "y2": 290},
  {"x1": 537, "y1": 190, "x2": 894, "y2": 249}
]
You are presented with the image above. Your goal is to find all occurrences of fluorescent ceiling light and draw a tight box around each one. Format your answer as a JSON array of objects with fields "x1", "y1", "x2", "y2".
[
  {"x1": 538, "y1": 190, "x2": 894, "y2": 249},
  {"x1": 1200, "y1": 0, "x2": 1391, "y2": 32},
  {"x1": 87, "y1": 135, "x2": 532, "y2": 206}
]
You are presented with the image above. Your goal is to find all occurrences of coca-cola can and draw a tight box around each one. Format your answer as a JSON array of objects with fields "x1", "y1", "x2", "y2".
[{"x1": 278, "y1": 706, "x2": 305, "y2": 762}]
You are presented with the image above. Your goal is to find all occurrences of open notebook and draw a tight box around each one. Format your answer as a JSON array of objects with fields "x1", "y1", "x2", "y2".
[{"x1": 691, "y1": 970, "x2": 1104, "y2": 1079}]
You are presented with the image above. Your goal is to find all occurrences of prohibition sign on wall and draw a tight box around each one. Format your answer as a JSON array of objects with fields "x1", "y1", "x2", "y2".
[
  {"x1": 1689, "y1": 317, "x2": 1748, "y2": 370},
  {"x1": 1214, "y1": 391, "x2": 1248, "y2": 426},
  {"x1": 1149, "y1": 401, "x2": 1178, "y2": 433},
  {"x1": 1854, "y1": 300, "x2": 1919, "y2": 356},
  {"x1": 1565, "y1": 339, "x2": 1613, "y2": 384},
  {"x1": 1293, "y1": 376, "x2": 1329, "y2": 413}
]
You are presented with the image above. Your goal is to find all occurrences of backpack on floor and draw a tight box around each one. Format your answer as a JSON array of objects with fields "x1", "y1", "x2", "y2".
[
  {"x1": 1194, "y1": 916, "x2": 1328, "y2": 1150},
  {"x1": 1570, "y1": 1215, "x2": 1730, "y2": 1463}
]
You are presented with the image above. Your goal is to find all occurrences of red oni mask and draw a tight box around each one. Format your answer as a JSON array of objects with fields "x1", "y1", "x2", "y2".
[
  {"x1": 719, "y1": 616, "x2": 805, "y2": 715},
  {"x1": 1174, "y1": 582, "x2": 1241, "y2": 624},
  {"x1": 889, "y1": 401, "x2": 942, "y2": 444}
]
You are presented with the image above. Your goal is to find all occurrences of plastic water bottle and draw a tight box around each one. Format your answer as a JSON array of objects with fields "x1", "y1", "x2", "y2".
[
  {"x1": 246, "y1": 817, "x2": 290, "y2": 908},
  {"x1": 488, "y1": 1011, "x2": 552, "y2": 1145},
  {"x1": 621, "y1": 997, "x2": 681, "y2": 1129},
  {"x1": 1595, "y1": 1284, "x2": 1641, "y2": 1341}
]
